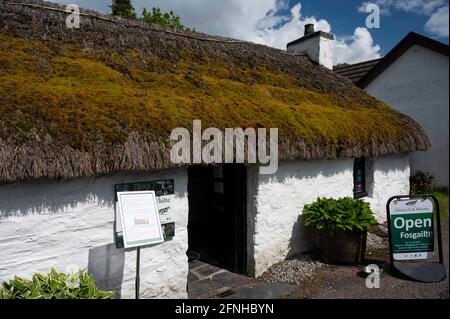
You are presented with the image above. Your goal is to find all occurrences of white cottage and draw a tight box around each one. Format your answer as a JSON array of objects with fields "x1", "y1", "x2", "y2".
[
  {"x1": 335, "y1": 32, "x2": 449, "y2": 187},
  {"x1": 0, "y1": 1, "x2": 430, "y2": 298}
]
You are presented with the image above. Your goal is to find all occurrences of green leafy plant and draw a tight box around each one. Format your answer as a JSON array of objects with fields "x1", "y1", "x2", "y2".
[
  {"x1": 303, "y1": 197, "x2": 377, "y2": 232},
  {"x1": 410, "y1": 171, "x2": 434, "y2": 194},
  {"x1": 0, "y1": 269, "x2": 113, "y2": 299},
  {"x1": 109, "y1": 1, "x2": 189, "y2": 31},
  {"x1": 410, "y1": 172, "x2": 448, "y2": 220}
]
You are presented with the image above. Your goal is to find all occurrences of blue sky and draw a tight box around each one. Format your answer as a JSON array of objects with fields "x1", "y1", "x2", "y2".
[
  {"x1": 52, "y1": 0, "x2": 449, "y2": 64},
  {"x1": 297, "y1": 0, "x2": 448, "y2": 54}
]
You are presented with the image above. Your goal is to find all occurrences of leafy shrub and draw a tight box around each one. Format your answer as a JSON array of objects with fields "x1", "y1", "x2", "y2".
[
  {"x1": 110, "y1": 0, "x2": 137, "y2": 19},
  {"x1": 410, "y1": 171, "x2": 434, "y2": 194},
  {"x1": 0, "y1": 269, "x2": 113, "y2": 299},
  {"x1": 410, "y1": 172, "x2": 448, "y2": 220},
  {"x1": 432, "y1": 186, "x2": 449, "y2": 196},
  {"x1": 110, "y1": 0, "x2": 189, "y2": 31},
  {"x1": 142, "y1": 7, "x2": 189, "y2": 31},
  {"x1": 303, "y1": 197, "x2": 377, "y2": 232}
]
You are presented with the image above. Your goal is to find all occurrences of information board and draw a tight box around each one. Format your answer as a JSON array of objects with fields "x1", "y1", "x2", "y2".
[
  {"x1": 117, "y1": 191, "x2": 165, "y2": 249},
  {"x1": 114, "y1": 180, "x2": 176, "y2": 248}
]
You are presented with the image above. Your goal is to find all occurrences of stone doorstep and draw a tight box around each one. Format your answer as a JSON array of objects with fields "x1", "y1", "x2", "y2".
[
  {"x1": 188, "y1": 264, "x2": 250, "y2": 299},
  {"x1": 188, "y1": 266, "x2": 297, "y2": 299},
  {"x1": 188, "y1": 259, "x2": 297, "y2": 299},
  {"x1": 202, "y1": 282, "x2": 297, "y2": 299},
  {"x1": 189, "y1": 261, "x2": 228, "y2": 277}
]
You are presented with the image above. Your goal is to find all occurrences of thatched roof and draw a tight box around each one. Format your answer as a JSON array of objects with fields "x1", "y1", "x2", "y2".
[{"x1": 0, "y1": 0, "x2": 430, "y2": 182}]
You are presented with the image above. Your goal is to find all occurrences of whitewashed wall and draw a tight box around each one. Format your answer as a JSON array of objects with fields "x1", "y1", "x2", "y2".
[
  {"x1": 0, "y1": 155, "x2": 412, "y2": 289},
  {"x1": 366, "y1": 155, "x2": 411, "y2": 221},
  {"x1": 249, "y1": 155, "x2": 410, "y2": 276},
  {"x1": 0, "y1": 169, "x2": 189, "y2": 299},
  {"x1": 365, "y1": 45, "x2": 449, "y2": 187},
  {"x1": 250, "y1": 159, "x2": 354, "y2": 276}
]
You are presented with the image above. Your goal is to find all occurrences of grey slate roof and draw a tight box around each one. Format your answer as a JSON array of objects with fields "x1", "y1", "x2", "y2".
[
  {"x1": 333, "y1": 59, "x2": 382, "y2": 84},
  {"x1": 334, "y1": 32, "x2": 448, "y2": 87}
]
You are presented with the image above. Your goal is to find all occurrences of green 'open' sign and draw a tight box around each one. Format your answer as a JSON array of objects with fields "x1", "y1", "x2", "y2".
[
  {"x1": 389, "y1": 198, "x2": 434, "y2": 260},
  {"x1": 386, "y1": 195, "x2": 446, "y2": 283}
]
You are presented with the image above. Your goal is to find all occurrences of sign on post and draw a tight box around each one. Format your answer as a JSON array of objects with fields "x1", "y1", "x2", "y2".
[
  {"x1": 116, "y1": 190, "x2": 167, "y2": 299},
  {"x1": 114, "y1": 180, "x2": 176, "y2": 248},
  {"x1": 117, "y1": 191, "x2": 165, "y2": 249},
  {"x1": 387, "y1": 195, "x2": 446, "y2": 283}
]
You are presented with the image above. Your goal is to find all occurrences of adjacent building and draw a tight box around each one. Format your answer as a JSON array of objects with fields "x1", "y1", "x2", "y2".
[{"x1": 335, "y1": 32, "x2": 449, "y2": 187}]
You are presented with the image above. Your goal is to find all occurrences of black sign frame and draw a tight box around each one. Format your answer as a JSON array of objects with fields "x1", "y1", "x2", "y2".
[{"x1": 386, "y1": 194, "x2": 446, "y2": 283}]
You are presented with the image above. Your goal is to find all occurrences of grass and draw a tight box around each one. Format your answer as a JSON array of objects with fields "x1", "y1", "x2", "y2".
[{"x1": 433, "y1": 190, "x2": 449, "y2": 221}]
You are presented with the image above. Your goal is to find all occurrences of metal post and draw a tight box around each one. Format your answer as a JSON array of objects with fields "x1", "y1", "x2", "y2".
[
  {"x1": 135, "y1": 247, "x2": 140, "y2": 300},
  {"x1": 431, "y1": 195, "x2": 444, "y2": 264},
  {"x1": 386, "y1": 196, "x2": 397, "y2": 271}
]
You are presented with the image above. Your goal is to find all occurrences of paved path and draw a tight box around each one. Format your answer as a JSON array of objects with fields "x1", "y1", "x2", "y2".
[{"x1": 188, "y1": 261, "x2": 296, "y2": 299}]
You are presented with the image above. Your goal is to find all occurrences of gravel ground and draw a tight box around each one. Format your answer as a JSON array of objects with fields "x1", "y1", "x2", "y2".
[
  {"x1": 367, "y1": 232, "x2": 387, "y2": 250},
  {"x1": 284, "y1": 220, "x2": 449, "y2": 299},
  {"x1": 255, "y1": 224, "x2": 448, "y2": 299},
  {"x1": 258, "y1": 231, "x2": 387, "y2": 286},
  {"x1": 258, "y1": 254, "x2": 326, "y2": 285}
]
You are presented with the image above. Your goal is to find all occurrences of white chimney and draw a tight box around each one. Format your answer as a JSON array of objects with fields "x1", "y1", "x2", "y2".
[{"x1": 286, "y1": 24, "x2": 335, "y2": 70}]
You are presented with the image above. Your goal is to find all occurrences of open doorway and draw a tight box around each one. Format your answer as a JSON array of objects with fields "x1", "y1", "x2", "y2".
[{"x1": 187, "y1": 164, "x2": 247, "y2": 275}]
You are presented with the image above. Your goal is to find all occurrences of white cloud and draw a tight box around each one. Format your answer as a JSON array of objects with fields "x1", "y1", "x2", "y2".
[
  {"x1": 358, "y1": 0, "x2": 445, "y2": 16},
  {"x1": 392, "y1": 0, "x2": 445, "y2": 15},
  {"x1": 54, "y1": 0, "x2": 382, "y2": 65},
  {"x1": 139, "y1": 1, "x2": 380, "y2": 64},
  {"x1": 335, "y1": 27, "x2": 382, "y2": 64},
  {"x1": 357, "y1": 0, "x2": 449, "y2": 38},
  {"x1": 358, "y1": 1, "x2": 392, "y2": 15},
  {"x1": 246, "y1": 3, "x2": 332, "y2": 50},
  {"x1": 131, "y1": 0, "x2": 281, "y2": 41},
  {"x1": 425, "y1": 5, "x2": 449, "y2": 38}
]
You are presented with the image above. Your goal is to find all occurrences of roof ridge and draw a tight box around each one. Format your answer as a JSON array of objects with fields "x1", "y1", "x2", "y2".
[
  {"x1": 2, "y1": 1, "x2": 247, "y2": 44},
  {"x1": 357, "y1": 31, "x2": 449, "y2": 87},
  {"x1": 3, "y1": 0, "x2": 303, "y2": 59},
  {"x1": 333, "y1": 58, "x2": 382, "y2": 71}
]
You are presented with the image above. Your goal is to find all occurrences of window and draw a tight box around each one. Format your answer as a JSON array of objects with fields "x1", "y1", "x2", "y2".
[{"x1": 354, "y1": 157, "x2": 367, "y2": 198}]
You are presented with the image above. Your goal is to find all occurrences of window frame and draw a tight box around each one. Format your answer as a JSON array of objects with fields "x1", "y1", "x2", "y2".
[{"x1": 353, "y1": 157, "x2": 368, "y2": 199}]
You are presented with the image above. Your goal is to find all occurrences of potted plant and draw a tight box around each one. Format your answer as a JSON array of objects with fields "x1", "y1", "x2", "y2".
[{"x1": 303, "y1": 197, "x2": 377, "y2": 264}]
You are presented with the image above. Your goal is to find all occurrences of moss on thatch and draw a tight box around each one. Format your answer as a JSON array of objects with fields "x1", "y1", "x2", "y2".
[{"x1": 0, "y1": 0, "x2": 430, "y2": 182}]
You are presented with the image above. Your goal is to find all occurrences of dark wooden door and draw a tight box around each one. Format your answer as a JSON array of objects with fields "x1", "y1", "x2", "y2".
[
  {"x1": 225, "y1": 164, "x2": 247, "y2": 275},
  {"x1": 188, "y1": 164, "x2": 247, "y2": 274}
]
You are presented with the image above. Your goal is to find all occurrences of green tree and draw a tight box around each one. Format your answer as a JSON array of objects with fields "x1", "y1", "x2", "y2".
[
  {"x1": 141, "y1": 7, "x2": 188, "y2": 31},
  {"x1": 110, "y1": 0, "x2": 137, "y2": 19}
]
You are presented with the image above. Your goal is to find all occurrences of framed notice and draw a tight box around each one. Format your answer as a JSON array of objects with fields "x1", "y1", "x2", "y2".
[
  {"x1": 114, "y1": 180, "x2": 176, "y2": 248},
  {"x1": 117, "y1": 191, "x2": 165, "y2": 249}
]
